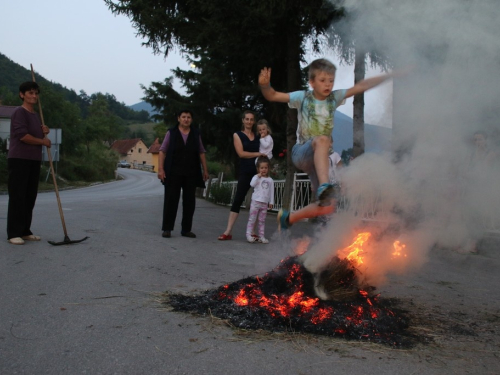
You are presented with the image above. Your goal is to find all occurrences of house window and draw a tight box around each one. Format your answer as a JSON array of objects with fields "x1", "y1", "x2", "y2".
[
  {"x1": 130, "y1": 149, "x2": 133, "y2": 153},
  {"x1": 138, "y1": 148, "x2": 142, "y2": 153}
]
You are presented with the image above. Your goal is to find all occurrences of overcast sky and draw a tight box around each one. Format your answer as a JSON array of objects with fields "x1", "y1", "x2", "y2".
[{"x1": 2, "y1": 0, "x2": 392, "y2": 127}]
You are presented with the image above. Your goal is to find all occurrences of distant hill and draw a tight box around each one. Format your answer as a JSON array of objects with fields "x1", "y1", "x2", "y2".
[
  {"x1": 0, "y1": 52, "x2": 149, "y2": 123},
  {"x1": 0, "y1": 52, "x2": 79, "y2": 102},
  {"x1": 333, "y1": 111, "x2": 392, "y2": 154},
  {"x1": 129, "y1": 101, "x2": 159, "y2": 116}
]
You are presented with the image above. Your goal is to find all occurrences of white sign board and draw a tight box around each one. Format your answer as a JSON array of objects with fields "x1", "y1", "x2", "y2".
[{"x1": 42, "y1": 128, "x2": 62, "y2": 162}]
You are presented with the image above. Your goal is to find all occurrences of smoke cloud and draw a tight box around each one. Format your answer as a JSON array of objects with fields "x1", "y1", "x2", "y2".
[{"x1": 301, "y1": 0, "x2": 500, "y2": 285}]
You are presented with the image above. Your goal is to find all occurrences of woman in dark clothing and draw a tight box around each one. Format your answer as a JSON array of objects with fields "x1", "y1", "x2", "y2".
[
  {"x1": 218, "y1": 110, "x2": 265, "y2": 240},
  {"x1": 7, "y1": 82, "x2": 51, "y2": 245},
  {"x1": 158, "y1": 110, "x2": 209, "y2": 238}
]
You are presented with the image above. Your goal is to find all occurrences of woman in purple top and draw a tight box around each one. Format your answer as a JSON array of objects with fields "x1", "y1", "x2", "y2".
[
  {"x1": 157, "y1": 109, "x2": 209, "y2": 239},
  {"x1": 7, "y1": 82, "x2": 51, "y2": 245}
]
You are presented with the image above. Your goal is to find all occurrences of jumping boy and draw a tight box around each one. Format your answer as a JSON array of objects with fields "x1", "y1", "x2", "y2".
[{"x1": 258, "y1": 58, "x2": 400, "y2": 230}]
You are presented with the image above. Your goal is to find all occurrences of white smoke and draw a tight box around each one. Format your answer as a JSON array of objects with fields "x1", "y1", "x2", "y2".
[{"x1": 302, "y1": 0, "x2": 500, "y2": 285}]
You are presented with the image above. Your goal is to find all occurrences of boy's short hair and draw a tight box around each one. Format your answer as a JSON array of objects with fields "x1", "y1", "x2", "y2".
[
  {"x1": 308, "y1": 59, "x2": 337, "y2": 80},
  {"x1": 19, "y1": 82, "x2": 40, "y2": 100},
  {"x1": 256, "y1": 119, "x2": 272, "y2": 135},
  {"x1": 177, "y1": 109, "x2": 193, "y2": 118}
]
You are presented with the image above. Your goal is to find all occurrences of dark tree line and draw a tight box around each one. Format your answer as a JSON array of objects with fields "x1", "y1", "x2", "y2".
[
  {"x1": 0, "y1": 53, "x2": 153, "y2": 181},
  {"x1": 106, "y1": 0, "x2": 348, "y2": 206}
]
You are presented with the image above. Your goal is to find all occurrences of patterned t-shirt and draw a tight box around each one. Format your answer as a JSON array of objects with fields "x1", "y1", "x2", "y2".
[{"x1": 288, "y1": 89, "x2": 347, "y2": 145}]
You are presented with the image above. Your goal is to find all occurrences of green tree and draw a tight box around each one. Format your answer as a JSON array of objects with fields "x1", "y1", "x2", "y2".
[
  {"x1": 81, "y1": 95, "x2": 123, "y2": 153},
  {"x1": 0, "y1": 86, "x2": 18, "y2": 105},
  {"x1": 36, "y1": 83, "x2": 83, "y2": 157},
  {"x1": 153, "y1": 122, "x2": 168, "y2": 143},
  {"x1": 105, "y1": 0, "x2": 346, "y2": 208}
]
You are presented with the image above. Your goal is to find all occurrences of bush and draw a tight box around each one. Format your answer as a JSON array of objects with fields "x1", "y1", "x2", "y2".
[
  {"x1": 209, "y1": 182, "x2": 233, "y2": 205},
  {"x1": 207, "y1": 160, "x2": 224, "y2": 176},
  {"x1": 58, "y1": 143, "x2": 117, "y2": 182},
  {"x1": 207, "y1": 160, "x2": 234, "y2": 180}
]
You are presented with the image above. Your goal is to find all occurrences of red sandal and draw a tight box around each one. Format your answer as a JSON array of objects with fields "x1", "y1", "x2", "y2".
[{"x1": 218, "y1": 233, "x2": 232, "y2": 241}]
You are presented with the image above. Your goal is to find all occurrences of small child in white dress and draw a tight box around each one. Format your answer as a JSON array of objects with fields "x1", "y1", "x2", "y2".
[{"x1": 246, "y1": 157, "x2": 274, "y2": 243}]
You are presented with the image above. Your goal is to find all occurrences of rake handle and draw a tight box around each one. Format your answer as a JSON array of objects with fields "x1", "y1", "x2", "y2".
[{"x1": 30, "y1": 64, "x2": 69, "y2": 237}]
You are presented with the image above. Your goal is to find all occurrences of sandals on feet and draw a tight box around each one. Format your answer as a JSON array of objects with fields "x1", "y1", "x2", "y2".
[
  {"x1": 22, "y1": 235, "x2": 41, "y2": 241},
  {"x1": 8, "y1": 237, "x2": 25, "y2": 245},
  {"x1": 218, "y1": 233, "x2": 232, "y2": 241}
]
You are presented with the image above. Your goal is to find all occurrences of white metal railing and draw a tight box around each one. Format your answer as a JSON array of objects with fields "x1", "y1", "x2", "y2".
[
  {"x1": 205, "y1": 173, "x2": 310, "y2": 212},
  {"x1": 272, "y1": 180, "x2": 286, "y2": 211},
  {"x1": 204, "y1": 173, "x2": 500, "y2": 233},
  {"x1": 290, "y1": 173, "x2": 312, "y2": 212}
]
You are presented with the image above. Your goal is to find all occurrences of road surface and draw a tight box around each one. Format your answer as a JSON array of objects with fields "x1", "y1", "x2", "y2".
[{"x1": 0, "y1": 169, "x2": 498, "y2": 374}]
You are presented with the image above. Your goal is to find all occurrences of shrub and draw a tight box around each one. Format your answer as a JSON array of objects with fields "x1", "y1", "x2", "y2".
[
  {"x1": 209, "y1": 182, "x2": 233, "y2": 205},
  {"x1": 207, "y1": 160, "x2": 234, "y2": 180},
  {"x1": 207, "y1": 160, "x2": 224, "y2": 176},
  {"x1": 58, "y1": 143, "x2": 117, "y2": 182}
]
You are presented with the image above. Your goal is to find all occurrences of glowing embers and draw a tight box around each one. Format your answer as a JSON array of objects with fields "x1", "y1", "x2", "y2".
[
  {"x1": 392, "y1": 240, "x2": 408, "y2": 258},
  {"x1": 230, "y1": 263, "x2": 326, "y2": 322},
  {"x1": 166, "y1": 257, "x2": 411, "y2": 347}
]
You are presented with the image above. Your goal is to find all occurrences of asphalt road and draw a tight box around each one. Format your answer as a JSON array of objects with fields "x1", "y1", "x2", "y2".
[{"x1": 0, "y1": 168, "x2": 499, "y2": 374}]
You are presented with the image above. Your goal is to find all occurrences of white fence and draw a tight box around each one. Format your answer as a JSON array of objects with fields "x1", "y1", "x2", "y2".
[
  {"x1": 205, "y1": 173, "x2": 500, "y2": 235},
  {"x1": 206, "y1": 173, "x2": 311, "y2": 213}
]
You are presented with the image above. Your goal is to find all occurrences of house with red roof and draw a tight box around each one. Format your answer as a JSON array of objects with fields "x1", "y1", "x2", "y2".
[
  {"x1": 110, "y1": 138, "x2": 152, "y2": 169},
  {"x1": 147, "y1": 137, "x2": 161, "y2": 172}
]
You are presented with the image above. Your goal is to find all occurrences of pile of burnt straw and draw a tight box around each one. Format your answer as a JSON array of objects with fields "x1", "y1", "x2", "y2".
[{"x1": 164, "y1": 257, "x2": 414, "y2": 347}]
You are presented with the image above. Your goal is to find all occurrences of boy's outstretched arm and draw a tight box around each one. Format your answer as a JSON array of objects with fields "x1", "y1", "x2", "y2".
[
  {"x1": 345, "y1": 73, "x2": 394, "y2": 99},
  {"x1": 259, "y1": 67, "x2": 290, "y2": 103},
  {"x1": 344, "y1": 67, "x2": 412, "y2": 99}
]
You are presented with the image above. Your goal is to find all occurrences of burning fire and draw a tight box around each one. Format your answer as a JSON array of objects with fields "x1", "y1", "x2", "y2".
[
  {"x1": 336, "y1": 231, "x2": 408, "y2": 267},
  {"x1": 166, "y1": 232, "x2": 413, "y2": 347},
  {"x1": 336, "y1": 232, "x2": 371, "y2": 266}
]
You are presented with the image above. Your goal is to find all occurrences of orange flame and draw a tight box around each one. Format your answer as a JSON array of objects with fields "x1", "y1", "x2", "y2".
[
  {"x1": 337, "y1": 232, "x2": 371, "y2": 266},
  {"x1": 392, "y1": 240, "x2": 408, "y2": 258}
]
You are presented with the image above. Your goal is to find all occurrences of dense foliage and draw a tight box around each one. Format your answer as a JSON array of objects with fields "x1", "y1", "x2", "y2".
[
  {"x1": 0, "y1": 53, "x2": 150, "y2": 123},
  {"x1": 106, "y1": 0, "x2": 347, "y2": 207},
  {"x1": 0, "y1": 53, "x2": 151, "y2": 182}
]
